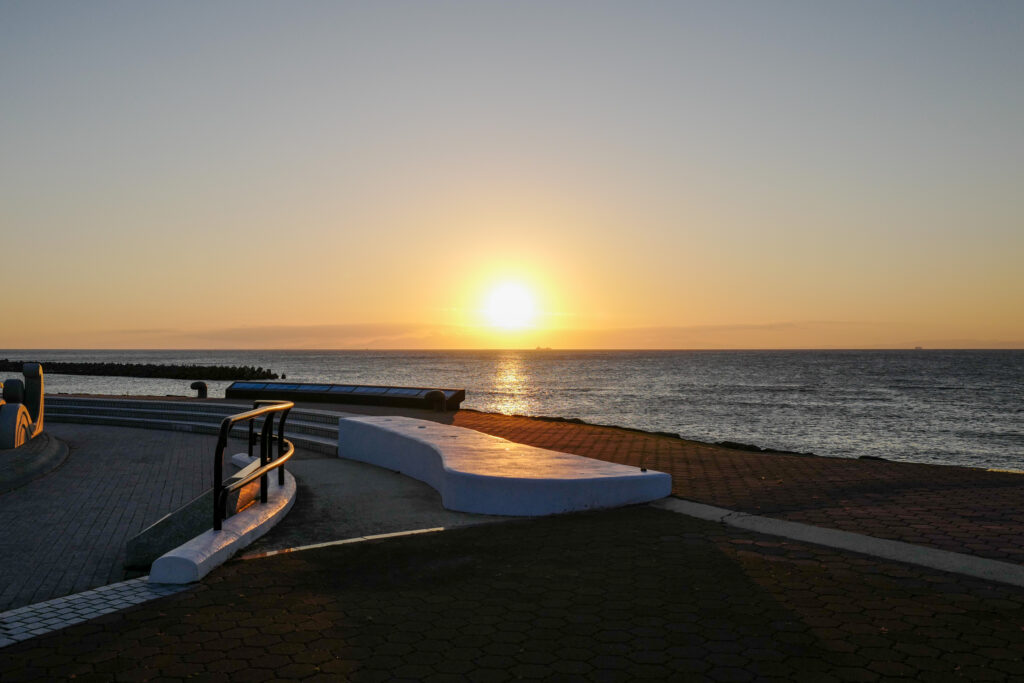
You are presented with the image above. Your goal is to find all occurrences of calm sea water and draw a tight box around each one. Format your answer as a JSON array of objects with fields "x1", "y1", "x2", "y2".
[{"x1": 4, "y1": 349, "x2": 1021, "y2": 470}]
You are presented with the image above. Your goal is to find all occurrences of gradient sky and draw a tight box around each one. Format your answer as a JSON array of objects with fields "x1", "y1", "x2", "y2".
[{"x1": 2, "y1": 1, "x2": 1022, "y2": 349}]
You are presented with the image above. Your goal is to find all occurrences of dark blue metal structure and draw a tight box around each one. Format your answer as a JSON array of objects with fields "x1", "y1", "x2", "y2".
[{"x1": 224, "y1": 381, "x2": 465, "y2": 411}]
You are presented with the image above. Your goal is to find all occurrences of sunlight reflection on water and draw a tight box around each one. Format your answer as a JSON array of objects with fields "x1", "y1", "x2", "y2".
[{"x1": 487, "y1": 354, "x2": 532, "y2": 416}]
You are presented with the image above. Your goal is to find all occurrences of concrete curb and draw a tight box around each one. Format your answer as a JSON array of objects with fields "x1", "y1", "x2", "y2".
[
  {"x1": 653, "y1": 498, "x2": 1024, "y2": 588},
  {"x1": 149, "y1": 470, "x2": 297, "y2": 584}
]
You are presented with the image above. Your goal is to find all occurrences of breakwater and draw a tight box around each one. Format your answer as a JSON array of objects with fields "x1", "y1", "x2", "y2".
[{"x1": 0, "y1": 359, "x2": 278, "y2": 381}]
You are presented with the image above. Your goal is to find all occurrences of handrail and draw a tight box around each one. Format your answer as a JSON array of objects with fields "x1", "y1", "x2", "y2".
[{"x1": 213, "y1": 400, "x2": 295, "y2": 531}]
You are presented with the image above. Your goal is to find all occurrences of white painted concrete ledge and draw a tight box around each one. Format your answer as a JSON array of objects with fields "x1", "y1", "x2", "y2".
[
  {"x1": 149, "y1": 468, "x2": 296, "y2": 584},
  {"x1": 337, "y1": 415, "x2": 672, "y2": 516}
]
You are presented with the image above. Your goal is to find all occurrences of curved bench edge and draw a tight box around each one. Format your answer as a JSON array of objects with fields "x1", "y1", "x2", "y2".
[{"x1": 443, "y1": 468, "x2": 672, "y2": 516}]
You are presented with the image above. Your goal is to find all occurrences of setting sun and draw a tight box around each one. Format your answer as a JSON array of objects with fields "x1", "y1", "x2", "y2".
[{"x1": 484, "y1": 283, "x2": 536, "y2": 330}]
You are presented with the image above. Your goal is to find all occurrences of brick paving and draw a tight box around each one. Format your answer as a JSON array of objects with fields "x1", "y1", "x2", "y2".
[
  {"x1": 2, "y1": 506, "x2": 1023, "y2": 681},
  {"x1": 447, "y1": 411, "x2": 1024, "y2": 565},
  {"x1": 0, "y1": 424, "x2": 240, "y2": 611},
  {"x1": 0, "y1": 578, "x2": 187, "y2": 648}
]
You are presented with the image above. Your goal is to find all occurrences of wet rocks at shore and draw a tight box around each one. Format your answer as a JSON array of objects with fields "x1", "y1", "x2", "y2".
[{"x1": 716, "y1": 440, "x2": 817, "y2": 457}]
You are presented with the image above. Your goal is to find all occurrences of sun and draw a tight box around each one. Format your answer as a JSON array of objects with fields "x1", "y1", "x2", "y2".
[{"x1": 484, "y1": 283, "x2": 536, "y2": 329}]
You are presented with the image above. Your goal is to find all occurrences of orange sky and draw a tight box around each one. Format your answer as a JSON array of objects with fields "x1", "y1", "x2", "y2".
[{"x1": 2, "y1": 3, "x2": 1021, "y2": 350}]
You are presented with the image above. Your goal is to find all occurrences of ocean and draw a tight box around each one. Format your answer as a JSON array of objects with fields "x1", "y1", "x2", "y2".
[{"x1": 3, "y1": 349, "x2": 1021, "y2": 471}]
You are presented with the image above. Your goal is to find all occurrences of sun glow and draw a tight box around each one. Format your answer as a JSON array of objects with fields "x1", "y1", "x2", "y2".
[{"x1": 484, "y1": 283, "x2": 536, "y2": 329}]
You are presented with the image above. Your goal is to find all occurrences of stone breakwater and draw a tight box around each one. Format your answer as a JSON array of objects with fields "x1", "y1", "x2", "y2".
[{"x1": 0, "y1": 360, "x2": 278, "y2": 381}]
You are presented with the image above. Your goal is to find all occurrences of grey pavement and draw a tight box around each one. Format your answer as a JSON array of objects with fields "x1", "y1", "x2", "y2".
[
  {"x1": 0, "y1": 578, "x2": 188, "y2": 649},
  {"x1": 242, "y1": 448, "x2": 505, "y2": 558},
  {"x1": 0, "y1": 432, "x2": 68, "y2": 495},
  {"x1": 0, "y1": 422, "x2": 503, "y2": 614},
  {"x1": 0, "y1": 424, "x2": 226, "y2": 611}
]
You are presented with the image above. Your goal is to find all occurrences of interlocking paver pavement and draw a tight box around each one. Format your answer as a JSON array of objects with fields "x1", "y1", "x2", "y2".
[
  {"x1": 4, "y1": 402, "x2": 1024, "y2": 680},
  {"x1": 2, "y1": 507, "x2": 1023, "y2": 681},
  {"x1": 0, "y1": 578, "x2": 188, "y2": 648},
  {"x1": 0, "y1": 424, "x2": 242, "y2": 611}
]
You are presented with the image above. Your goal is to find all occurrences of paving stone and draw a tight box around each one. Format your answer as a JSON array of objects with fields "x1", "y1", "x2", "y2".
[
  {"x1": 450, "y1": 410, "x2": 1024, "y2": 564},
  {"x1": 3, "y1": 410, "x2": 1024, "y2": 680},
  {"x1": 0, "y1": 425, "x2": 235, "y2": 612},
  {"x1": 3, "y1": 507, "x2": 1012, "y2": 680}
]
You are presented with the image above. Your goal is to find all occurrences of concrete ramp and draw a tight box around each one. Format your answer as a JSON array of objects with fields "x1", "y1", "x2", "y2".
[{"x1": 337, "y1": 416, "x2": 672, "y2": 516}]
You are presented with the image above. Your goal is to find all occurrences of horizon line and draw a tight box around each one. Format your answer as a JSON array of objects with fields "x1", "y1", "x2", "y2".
[{"x1": 3, "y1": 347, "x2": 1022, "y2": 353}]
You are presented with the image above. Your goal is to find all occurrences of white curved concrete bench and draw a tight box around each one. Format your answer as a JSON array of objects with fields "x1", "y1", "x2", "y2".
[{"x1": 337, "y1": 416, "x2": 672, "y2": 516}]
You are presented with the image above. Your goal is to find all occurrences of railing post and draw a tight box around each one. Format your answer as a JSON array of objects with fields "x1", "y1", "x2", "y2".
[
  {"x1": 260, "y1": 413, "x2": 273, "y2": 504},
  {"x1": 213, "y1": 418, "x2": 231, "y2": 531},
  {"x1": 277, "y1": 407, "x2": 290, "y2": 485}
]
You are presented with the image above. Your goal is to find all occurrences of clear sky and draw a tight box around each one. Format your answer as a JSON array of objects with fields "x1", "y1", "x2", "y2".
[{"x1": 2, "y1": 1, "x2": 1021, "y2": 349}]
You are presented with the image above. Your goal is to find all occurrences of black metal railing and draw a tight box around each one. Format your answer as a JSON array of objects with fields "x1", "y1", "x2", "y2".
[{"x1": 213, "y1": 400, "x2": 295, "y2": 531}]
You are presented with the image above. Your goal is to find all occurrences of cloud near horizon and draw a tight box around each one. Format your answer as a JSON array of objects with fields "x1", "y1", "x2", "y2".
[{"x1": 7, "y1": 322, "x2": 1019, "y2": 351}]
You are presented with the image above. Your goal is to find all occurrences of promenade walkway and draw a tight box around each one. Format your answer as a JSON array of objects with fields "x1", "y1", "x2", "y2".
[
  {"x1": 447, "y1": 410, "x2": 1024, "y2": 565},
  {"x1": 0, "y1": 425, "x2": 217, "y2": 611},
  {"x1": 3, "y1": 507, "x2": 1023, "y2": 681},
  {"x1": 0, "y1": 422, "x2": 500, "y2": 612},
  {"x1": 1, "y1": 404, "x2": 1022, "y2": 680}
]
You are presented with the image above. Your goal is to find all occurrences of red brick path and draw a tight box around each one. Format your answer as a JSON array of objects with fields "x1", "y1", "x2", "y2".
[{"x1": 451, "y1": 410, "x2": 1024, "y2": 565}]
